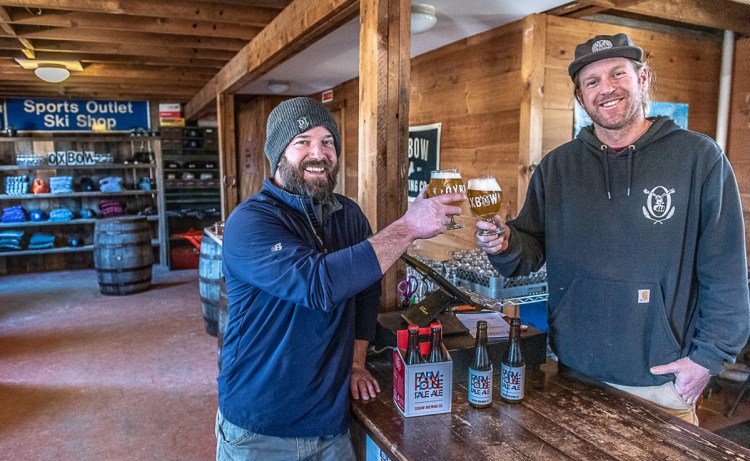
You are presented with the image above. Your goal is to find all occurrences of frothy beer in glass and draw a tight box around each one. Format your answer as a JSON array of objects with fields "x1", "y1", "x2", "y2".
[
  {"x1": 428, "y1": 169, "x2": 465, "y2": 206},
  {"x1": 428, "y1": 169, "x2": 465, "y2": 229},
  {"x1": 467, "y1": 176, "x2": 503, "y2": 220}
]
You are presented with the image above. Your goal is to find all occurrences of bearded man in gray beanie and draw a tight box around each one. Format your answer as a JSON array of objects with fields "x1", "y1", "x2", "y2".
[{"x1": 218, "y1": 97, "x2": 463, "y2": 460}]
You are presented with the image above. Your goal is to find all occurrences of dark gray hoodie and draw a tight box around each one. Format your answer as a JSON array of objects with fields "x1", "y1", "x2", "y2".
[{"x1": 490, "y1": 116, "x2": 750, "y2": 386}]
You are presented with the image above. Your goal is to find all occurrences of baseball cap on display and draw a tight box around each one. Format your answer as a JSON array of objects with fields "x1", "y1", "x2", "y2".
[{"x1": 568, "y1": 33, "x2": 643, "y2": 79}]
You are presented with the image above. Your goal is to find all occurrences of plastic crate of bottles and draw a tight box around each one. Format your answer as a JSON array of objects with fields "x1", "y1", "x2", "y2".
[{"x1": 413, "y1": 250, "x2": 547, "y2": 301}]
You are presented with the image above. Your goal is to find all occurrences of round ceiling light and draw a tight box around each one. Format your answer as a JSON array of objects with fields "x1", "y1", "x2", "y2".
[
  {"x1": 34, "y1": 65, "x2": 71, "y2": 83},
  {"x1": 411, "y1": 4, "x2": 437, "y2": 34}
]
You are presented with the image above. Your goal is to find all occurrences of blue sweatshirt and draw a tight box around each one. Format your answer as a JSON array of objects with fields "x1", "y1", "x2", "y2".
[
  {"x1": 490, "y1": 116, "x2": 750, "y2": 386},
  {"x1": 219, "y1": 179, "x2": 382, "y2": 437}
]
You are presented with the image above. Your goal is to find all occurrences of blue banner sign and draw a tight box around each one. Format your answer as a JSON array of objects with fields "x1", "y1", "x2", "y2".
[{"x1": 3, "y1": 98, "x2": 150, "y2": 133}]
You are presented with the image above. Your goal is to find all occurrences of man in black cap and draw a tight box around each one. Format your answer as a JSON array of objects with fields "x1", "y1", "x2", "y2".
[
  {"x1": 218, "y1": 97, "x2": 463, "y2": 460},
  {"x1": 475, "y1": 33, "x2": 749, "y2": 425}
]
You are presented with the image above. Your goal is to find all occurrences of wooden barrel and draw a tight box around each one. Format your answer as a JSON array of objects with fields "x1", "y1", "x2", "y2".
[
  {"x1": 199, "y1": 234, "x2": 223, "y2": 336},
  {"x1": 217, "y1": 278, "x2": 228, "y2": 371},
  {"x1": 94, "y1": 216, "x2": 153, "y2": 296}
]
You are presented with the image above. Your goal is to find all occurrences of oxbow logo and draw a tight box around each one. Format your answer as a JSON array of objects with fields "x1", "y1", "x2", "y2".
[{"x1": 642, "y1": 186, "x2": 676, "y2": 224}]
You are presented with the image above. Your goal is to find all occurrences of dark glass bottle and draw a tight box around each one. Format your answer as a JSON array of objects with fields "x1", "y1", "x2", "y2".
[
  {"x1": 468, "y1": 320, "x2": 492, "y2": 408},
  {"x1": 405, "y1": 324, "x2": 422, "y2": 365},
  {"x1": 500, "y1": 317, "x2": 525, "y2": 403},
  {"x1": 426, "y1": 321, "x2": 444, "y2": 363}
]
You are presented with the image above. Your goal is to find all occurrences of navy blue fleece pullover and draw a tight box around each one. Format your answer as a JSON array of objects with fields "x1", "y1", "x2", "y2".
[{"x1": 219, "y1": 179, "x2": 382, "y2": 436}]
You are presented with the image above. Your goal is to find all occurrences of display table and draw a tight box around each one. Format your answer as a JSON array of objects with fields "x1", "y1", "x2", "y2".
[{"x1": 351, "y1": 355, "x2": 750, "y2": 460}]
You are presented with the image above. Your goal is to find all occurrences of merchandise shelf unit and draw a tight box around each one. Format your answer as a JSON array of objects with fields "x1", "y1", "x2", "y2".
[
  {"x1": 161, "y1": 126, "x2": 221, "y2": 268},
  {"x1": 0, "y1": 135, "x2": 167, "y2": 274}
]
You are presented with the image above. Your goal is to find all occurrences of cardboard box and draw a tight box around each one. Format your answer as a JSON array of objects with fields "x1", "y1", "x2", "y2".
[
  {"x1": 159, "y1": 117, "x2": 186, "y2": 127},
  {"x1": 392, "y1": 326, "x2": 453, "y2": 417}
]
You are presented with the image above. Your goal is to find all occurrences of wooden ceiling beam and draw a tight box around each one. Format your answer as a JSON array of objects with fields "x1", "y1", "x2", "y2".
[
  {"x1": 19, "y1": 39, "x2": 237, "y2": 61},
  {"x1": 10, "y1": 26, "x2": 247, "y2": 51},
  {"x1": 3, "y1": 51, "x2": 225, "y2": 69},
  {"x1": 578, "y1": 0, "x2": 750, "y2": 35},
  {"x1": 0, "y1": 0, "x2": 281, "y2": 27},
  {"x1": 8, "y1": 9, "x2": 262, "y2": 40},
  {"x1": 185, "y1": 0, "x2": 360, "y2": 118},
  {"x1": 0, "y1": 5, "x2": 35, "y2": 58}
]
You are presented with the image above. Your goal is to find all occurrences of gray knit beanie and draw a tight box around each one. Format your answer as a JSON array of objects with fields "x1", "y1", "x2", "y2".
[{"x1": 264, "y1": 97, "x2": 341, "y2": 175}]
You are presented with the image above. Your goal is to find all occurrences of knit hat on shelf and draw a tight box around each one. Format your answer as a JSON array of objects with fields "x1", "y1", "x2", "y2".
[{"x1": 263, "y1": 97, "x2": 341, "y2": 176}]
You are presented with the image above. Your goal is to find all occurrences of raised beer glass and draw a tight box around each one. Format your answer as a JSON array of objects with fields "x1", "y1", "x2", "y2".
[
  {"x1": 428, "y1": 168, "x2": 465, "y2": 230},
  {"x1": 467, "y1": 175, "x2": 504, "y2": 236}
]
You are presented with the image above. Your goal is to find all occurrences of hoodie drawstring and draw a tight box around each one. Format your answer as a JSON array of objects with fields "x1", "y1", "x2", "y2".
[
  {"x1": 601, "y1": 145, "x2": 611, "y2": 200},
  {"x1": 601, "y1": 144, "x2": 636, "y2": 199},
  {"x1": 627, "y1": 145, "x2": 634, "y2": 197}
]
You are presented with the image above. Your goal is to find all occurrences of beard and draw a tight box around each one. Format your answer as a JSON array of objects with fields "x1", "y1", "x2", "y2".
[
  {"x1": 277, "y1": 156, "x2": 339, "y2": 203},
  {"x1": 585, "y1": 89, "x2": 645, "y2": 131}
]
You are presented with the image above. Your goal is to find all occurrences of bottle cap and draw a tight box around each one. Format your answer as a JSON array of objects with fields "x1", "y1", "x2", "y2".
[
  {"x1": 429, "y1": 321, "x2": 442, "y2": 329},
  {"x1": 407, "y1": 324, "x2": 420, "y2": 332}
]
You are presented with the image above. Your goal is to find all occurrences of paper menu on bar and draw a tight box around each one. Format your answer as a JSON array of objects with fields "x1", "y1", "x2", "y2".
[{"x1": 455, "y1": 312, "x2": 510, "y2": 338}]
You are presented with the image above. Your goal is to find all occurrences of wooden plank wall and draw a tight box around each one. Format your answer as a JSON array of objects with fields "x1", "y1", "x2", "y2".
[
  {"x1": 727, "y1": 37, "x2": 750, "y2": 261},
  {"x1": 234, "y1": 95, "x2": 285, "y2": 201}
]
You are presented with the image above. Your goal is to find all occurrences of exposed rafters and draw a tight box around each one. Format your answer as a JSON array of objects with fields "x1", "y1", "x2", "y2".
[{"x1": 0, "y1": 0, "x2": 289, "y2": 102}]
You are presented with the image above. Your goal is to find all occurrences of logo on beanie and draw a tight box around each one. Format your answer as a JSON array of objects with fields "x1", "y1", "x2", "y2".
[
  {"x1": 591, "y1": 39, "x2": 613, "y2": 53},
  {"x1": 297, "y1": 116, "x2": 311, "y2": 131}
]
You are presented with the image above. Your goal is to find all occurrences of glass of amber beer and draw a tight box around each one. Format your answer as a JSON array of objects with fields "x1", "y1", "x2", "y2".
[
  {"x1": 427, "y1": 168, "x2": 465, "y2": 230},
  {"x1": 467, "y1": 175, "x2": 504, "y2": 236}
]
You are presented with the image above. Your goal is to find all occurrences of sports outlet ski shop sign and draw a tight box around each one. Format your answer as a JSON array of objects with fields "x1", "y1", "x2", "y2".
[{"x1": 3, "y1": 98, "x2": 150, "y2": 133}]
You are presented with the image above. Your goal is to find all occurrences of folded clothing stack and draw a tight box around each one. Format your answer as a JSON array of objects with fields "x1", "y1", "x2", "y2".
[
  {"x1": 2, "y1": 205, "x2": 26, "y2": 223},
  {"x1": 99, "y1": 176, "x2": 123, "y2": 192},
  {"x1": 0, "y1": 229, "x2": 24, "y2": 251},
  {"x1": 99, "y1": 199, "x2": 125, "y2": 217},
  {"x1": 4, "y1": 176, "x2": 29, "y2": 195},
  {"x1": 49, "y1": 208, "x2": 74, "y2": 222},
  {"x1": 50, "y1": 176, "x2": 74, "y2": 194},
  {"x1": 28, "y1": 232, "x2": 55, "y2": 250}
]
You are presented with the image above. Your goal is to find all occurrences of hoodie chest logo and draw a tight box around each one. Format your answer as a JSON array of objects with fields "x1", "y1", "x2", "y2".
[{"x1": 642, "y1": 186, "x2": 675, "y2": 224}]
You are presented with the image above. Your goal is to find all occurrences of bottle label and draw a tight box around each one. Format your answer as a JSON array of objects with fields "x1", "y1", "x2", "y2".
[
  {"x1": 500, "y1": 364, "x2": 525, "y2": 401},
  {"x1": 468, "y1": 368, "x2": 493, "y2": 406}
]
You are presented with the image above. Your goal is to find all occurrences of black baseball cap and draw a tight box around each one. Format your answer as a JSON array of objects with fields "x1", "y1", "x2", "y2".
[{"x1": 568, "y1": 33, "x2": 643, "y2": 79}]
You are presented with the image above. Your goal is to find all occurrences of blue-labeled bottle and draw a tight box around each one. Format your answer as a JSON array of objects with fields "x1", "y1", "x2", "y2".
[{"x1": 468, "y1": 320, "x2": 492, "y2": 408}]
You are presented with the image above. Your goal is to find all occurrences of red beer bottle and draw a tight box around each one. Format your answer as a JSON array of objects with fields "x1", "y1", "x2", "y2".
[
  {"x1": 426, "y1": 321, "x2": 444, "y2": 363},
  {"x1": 405, "y1": 324, "x2": 423, "y2": 365},
  {"x1": 500, "y1": 317, "x2": 525, "y2": 403}
]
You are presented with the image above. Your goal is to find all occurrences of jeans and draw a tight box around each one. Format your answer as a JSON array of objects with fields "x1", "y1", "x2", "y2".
[{"x1": 215, "y1": 410, "x2": 356, "y2": 461}]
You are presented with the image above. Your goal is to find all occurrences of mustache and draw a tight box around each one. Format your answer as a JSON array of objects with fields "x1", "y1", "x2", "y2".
[{"x1": 301, "y1": 159, "x2": 333, "y2": 169}]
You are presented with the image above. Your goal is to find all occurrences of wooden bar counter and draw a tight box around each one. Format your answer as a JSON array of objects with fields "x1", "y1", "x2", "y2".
[{"x1": 351, "y1": 355, "x2": 750, "y2": 460}]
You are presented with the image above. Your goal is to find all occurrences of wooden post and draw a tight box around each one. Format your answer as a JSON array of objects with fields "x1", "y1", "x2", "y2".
[
  {"x1": 518, "y1": 14, "x2": 546, "y2": 210},
  {"x1": 217, "y1": 93, "x2": 238, "y2": 219},
  {"x1": 358, "y1": 0, "x2": 410, "y2": 311}
]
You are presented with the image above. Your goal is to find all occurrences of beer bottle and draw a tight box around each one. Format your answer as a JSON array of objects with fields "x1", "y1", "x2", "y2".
[
  {"x1": 405, "y1": 324, "x2": 422, "y2": 365},
  {"x1": 500, "y1": 317, "x2": 525, "y2": 403},
  {"x1": 468, "y1": 320, "x2": 492, "y2": 408},
  {"x1": 426, "y1": 321, "x2": 444, "y2": 363}
]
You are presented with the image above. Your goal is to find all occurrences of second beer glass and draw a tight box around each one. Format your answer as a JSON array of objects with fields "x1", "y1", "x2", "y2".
[
  {"x1": 427, "y1": 168, "x2": 465, "y2": 230},
  {"x1": 467, "y1": 175, "x2": 503, "y2": 236}
]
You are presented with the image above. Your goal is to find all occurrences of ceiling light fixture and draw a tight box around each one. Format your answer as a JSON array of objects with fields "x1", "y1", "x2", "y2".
[
  {"x1": 411, "y1": 4, "x2": 437, "y2": 34},
  {"x1": 14, "y1": 58, "x2": 83, "y2": 83},
  {"x1": 35, "y1": 65, "x2": 70, "y2": 83},
  {"x1": 267, "y1": 80, "x2": 291, "y2": 94}
]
